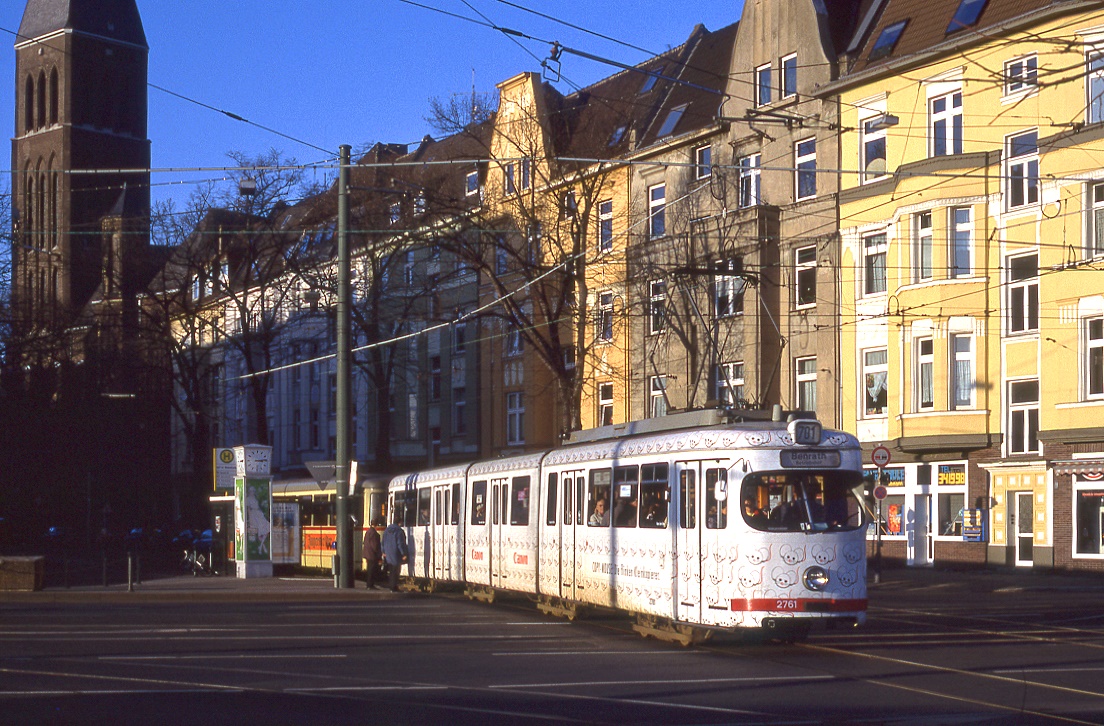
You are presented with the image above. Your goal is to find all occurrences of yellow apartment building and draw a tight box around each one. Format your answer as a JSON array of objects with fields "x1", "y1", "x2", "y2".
[{"x1": 830, "y1": 0, "x2": 1104, "y2": 571}]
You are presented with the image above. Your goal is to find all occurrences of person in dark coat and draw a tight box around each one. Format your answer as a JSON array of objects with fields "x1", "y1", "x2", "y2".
[
  {"x1": 362, "y1": 518, "x2": 383, "y2": 589},
  {"x1": 381, "y1": 514, "x2": 408, "y2": 592}
]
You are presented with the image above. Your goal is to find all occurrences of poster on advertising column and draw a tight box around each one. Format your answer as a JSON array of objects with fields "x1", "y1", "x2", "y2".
[{"x1": 271, "y1": 501, "x2": 300, "y2": 564}]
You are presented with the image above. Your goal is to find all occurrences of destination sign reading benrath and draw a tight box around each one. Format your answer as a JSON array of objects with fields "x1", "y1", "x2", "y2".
[{"x1": 781, "y1": 450, "x2": 841, "y2": 468}]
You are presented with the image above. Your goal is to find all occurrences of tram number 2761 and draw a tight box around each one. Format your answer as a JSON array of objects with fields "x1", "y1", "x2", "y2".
[{"x1": 774, "y1": 599, "x2": 799, "y2": 611}]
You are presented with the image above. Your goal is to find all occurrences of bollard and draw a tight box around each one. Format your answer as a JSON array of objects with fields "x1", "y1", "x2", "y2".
[
  {"x1": 127, "y1": 552, "x2": 134, "y2": 592},
  {"x1": 332, "y1": 553, "x2": 340, "y2": 588}
]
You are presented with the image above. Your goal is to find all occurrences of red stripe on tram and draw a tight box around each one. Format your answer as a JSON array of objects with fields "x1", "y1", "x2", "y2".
[{"x1": 730, "y1": 598, "x2": 868, "y2": 613}]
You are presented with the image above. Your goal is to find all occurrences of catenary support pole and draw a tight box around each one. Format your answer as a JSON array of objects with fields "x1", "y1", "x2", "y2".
[{"x1": 335, "y1": 145, "x2": 354, "y2": 588}]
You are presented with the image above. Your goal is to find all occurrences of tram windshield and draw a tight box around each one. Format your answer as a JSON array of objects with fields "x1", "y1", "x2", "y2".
[{"x1": 740, "y1": 471, "x2": 864, "y2": 532}]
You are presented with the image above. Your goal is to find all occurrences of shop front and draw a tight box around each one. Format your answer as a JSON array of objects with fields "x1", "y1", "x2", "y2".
[{"x1": 866, "y1": 460, "x2": 981, "y2": 567}]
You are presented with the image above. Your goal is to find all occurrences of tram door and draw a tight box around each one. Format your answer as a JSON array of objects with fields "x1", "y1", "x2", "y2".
[
  {"x1": 490, "y1": 477, "x2": 509, "y2": 587},
  {"x1": 560, "y1": 471, "x2": 584, "y2": 600},
  {"x1": 675, "y1": 461, "x2": 702, "y2": 624},
  {"x1": 431, "y1": 485, "x2": 450, "y2": 580}
]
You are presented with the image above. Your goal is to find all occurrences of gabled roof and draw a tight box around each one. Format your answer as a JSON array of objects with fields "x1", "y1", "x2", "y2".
[
  {"x1": 18, "y1": 0, "x2": 147, "y2": 47},
  {"x1": 846, "y1": 0, "x2": 1063, "y2": 74},
  {"x1": 549, "y1": 21, "x2": 739, "y2": 162}
]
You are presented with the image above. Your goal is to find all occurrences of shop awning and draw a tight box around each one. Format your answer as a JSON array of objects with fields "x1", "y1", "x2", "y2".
[{"x1": 1051, "y1": 459, "x2": 1104, "y2": 476}]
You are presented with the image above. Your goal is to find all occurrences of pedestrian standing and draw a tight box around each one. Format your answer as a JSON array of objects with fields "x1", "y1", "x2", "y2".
[
  {"x1": 362, "y1": 518, "x2": 382, "y2": 589},
  {"x1": 380, "y1": 514, "x2": 408, "y2": 592}
]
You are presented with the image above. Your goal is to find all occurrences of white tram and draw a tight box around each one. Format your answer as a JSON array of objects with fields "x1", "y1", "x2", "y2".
[{"x1": 386, "y1": 417, "x2": 867, "y2": 642}]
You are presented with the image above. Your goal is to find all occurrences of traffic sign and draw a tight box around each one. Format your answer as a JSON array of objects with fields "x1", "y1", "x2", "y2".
[
  {"x1": 874, "y1": 485, "x2": 888, "y2": 501},
  {"x1": 871, "y1": 445, "x2": 891, "y2": 468}
]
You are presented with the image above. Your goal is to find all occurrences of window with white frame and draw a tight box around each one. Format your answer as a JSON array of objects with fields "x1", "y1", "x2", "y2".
[
  {"x1": 796, "y1": 357, "x2": 817, "y2": 412},
  {"x1": 863, "y1": 348, "x2": 888, "y2": 417},
  {"x1": 1074, "y1": 475, "x2": 1104, "y2": 556},
  {"x1": 648, "y1": 183, "x2": 666, "y2": 238},
  {"x1": 795, "y1": 245, "x2": 816, "y2": 307},
  {"x1": 1006, "y1": 130, "x2": 1039, "y2": 209},
  {"x1": 738, "y1": 153, "x2": 761, "y2": 207},
  {"x1": 795, "y1": 138, "x2": 817, "y2": 200},
  {"x1": 917, "y1": 338, "x2": 934, "y2": 411},
  {"x1": 950, "y1": 207, "x2": 972, "y2": 278},
  {"x1": 598, "y1": 200, "x2": 614, "y2": 252},
  {"x1": 1088, "y1": 51, "x2": 1104, "y2": 125},
  {"x1": 915, "y1": 212, "x2": 933, "y2": 281},
  {"x1": 863, "y1": 232, "x2": 888, "y2": 296},
  {"x1": 506, "y1": 391, "x2": 525, "y2": 445},
  {"x1": 649, "y1": 280, "x2": 667, "y2": 334},
  {"x1": 466, "y1": 170, "x2": 479, "y2": 196},
  {"x1": 714, "y1": 258, "x2": 744, "y2": 317},
  {"x1": 1008, "y1": 252, "x2": 1039, "y2": 334},
  {"x1": 1085, "y1": 317, "x2": 1104, "y2": 399},
  {"x1": 495, "y1": 236, "x2": 509, "y2": 274},
  {"x1": 504, "y1": 163, "x2": 516, "y2": 194},
  {"x1": 598, "y1": 382, "x2": 614, "y2": 426},
  {"x1": 756, "y1": 63, "x2": 772, "y2": 106},
  {"x1": 861, "y1": 116, "x2": 888, "y2": 181},
  {"x1": 950, "y1": 334, "x2": 974, "y2": 409},
  {"x1": 1005, "y1": 55, "x2": 1037, "y2": 95},
  {"x1": 717, "y1": 361, "x2": 745, "y2": 407},
  {"x1": 650, "y1": 375, "x2": 668, "y2": 418},
  {"x1": 781, "y1": 54, "x2": 797, "y2": 98},
  {"x1": 562, "y1": 191, "x2": 577, "y2": 219},
  {"x1": 1008, "y1": 379, "x2": 1039, "y2": 454},
  {"x1": 1090, "y1": 183, "x2": 1104, "y2": 258},
  {"x1": 930, "y1": 91, "x2": 963, "y2": 157},
  {"x1": 597, "y1": 291, "x2": 614, "y2": 342},
  {"x1": 506, "y1": 324, "x2": 523, "y2": 356},
  {"x1": 694, "y1": 145, "x2": 712, "y2": 179},
  {"x1": 520, "y1": 158, "x2": 531, "y2": 190}
]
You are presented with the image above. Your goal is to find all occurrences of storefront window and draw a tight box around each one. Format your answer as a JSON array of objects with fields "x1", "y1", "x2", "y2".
[
  {"x1": 1075, "y1": 481, "x2": 1104, "y2": 556},
  {"x1": 938, "y1": 493, "x2": 965, "y2": 536},
  {"x1": 936, "y1": 464, "x2": 967, "y2": 537},
  {"x1": 882, "y1": 495, "x2": 906, "y2": 536}
]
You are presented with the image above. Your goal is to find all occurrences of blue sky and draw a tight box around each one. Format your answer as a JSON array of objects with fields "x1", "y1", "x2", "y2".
[{"x1": 1, "y1": 1, "x2": 744, "y2": 207}]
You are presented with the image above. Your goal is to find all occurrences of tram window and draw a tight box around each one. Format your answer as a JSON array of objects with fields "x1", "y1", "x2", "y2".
[
  {"x1": 706, "y1": 468, "x2": 728, "y2": 529},
  {"x1": 451, "y1": 483, "x2": 460, "y2": 525},
  {"x1": 417, "y1": 488, "x2": 431, "y2": 526},
  {"x1": 471, "y1": 480, "x2": 487, "y2": 525},
  {"x1": 613, "y1": 466, "x2": 639, "y2": 528},
  {"x1": 679, "y1": 470, "x2": 696, "y2": 529},
  {"x1": 640, "y1": 463, "x2": 670, "y2": 529},
  {"x1": 435, "y1": 490, "x2": 443, "y2": 525},
  {"x1": 563, "y1": 477, "x2": 573, "y2": 526},
  {"x1": 546, "y1": 474, "x2": 557, "y2": 526},
  {"x1": 576, "y1": 478, "x2": 586, "y2": 525},
  {"x1": 405, "y1": 491, "x2": 417, "y2": 527},
  {"x1": 743, "y1": 472, "x2": 864, "y2": 532},
  {"x1": 511, "y1": 476, "x2": 531, "y2": 526},
  {"x1": 588, "y1": 469, "x2": 612, "y2": 526}
]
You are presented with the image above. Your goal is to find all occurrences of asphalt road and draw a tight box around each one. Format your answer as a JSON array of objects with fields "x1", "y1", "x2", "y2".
[{"x1": 2, "y1": 569, "x2": 1104, "y2": 724}]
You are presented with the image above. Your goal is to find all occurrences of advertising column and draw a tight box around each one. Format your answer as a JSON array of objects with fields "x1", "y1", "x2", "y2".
[{"x1": 234, "y1": 444, "x2": 274, "y2": 578}]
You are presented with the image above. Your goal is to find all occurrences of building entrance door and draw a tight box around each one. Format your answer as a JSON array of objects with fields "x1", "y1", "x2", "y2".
[{"x1": 1015, "y1": 492, "x2": 1034, "y2": 567}]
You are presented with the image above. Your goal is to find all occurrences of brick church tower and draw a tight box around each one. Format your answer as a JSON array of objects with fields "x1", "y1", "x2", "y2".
[{"x1": 11, "y1": 0, "x2": 150, "y2": 332}]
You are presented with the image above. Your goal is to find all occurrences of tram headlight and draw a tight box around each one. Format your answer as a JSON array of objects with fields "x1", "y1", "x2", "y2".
[{"x1": 803, "y1": 566, "x2": 830, "y2": 591}]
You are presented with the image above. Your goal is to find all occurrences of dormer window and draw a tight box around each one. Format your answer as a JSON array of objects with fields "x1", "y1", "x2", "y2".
[
  {"x1": 465, "y1": 170, "x2": 479, "y2": 196},
  {"x1": 609, "y1": 125, "x2": 627, "y2": 147},
  {"x1": 870, "y1": 20, "x2": 907, "y2": 61},
  {"x1": 640, "y1": 67, "x2": 663, "y2": 93},
  {"x1": 947, "y1": 0, "x2": 987, "y2": 34},
  {"x1": 656, "y1": 104, "x2": 687, "y2": 138}
]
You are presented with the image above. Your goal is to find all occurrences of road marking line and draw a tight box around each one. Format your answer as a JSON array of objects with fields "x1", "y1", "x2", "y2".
[
  {"x1": 493, "y1": 650, "x2": 696, "y2": 656},
  {"x1": 99, "y1": 654, "x2": 347, "y2": 661},
  {"x1": 491, "y1": 675, "x2": 831, "y2": 689},
  {"x1": 286, "y1": 685, "x2": 449, "y2": 693}
]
